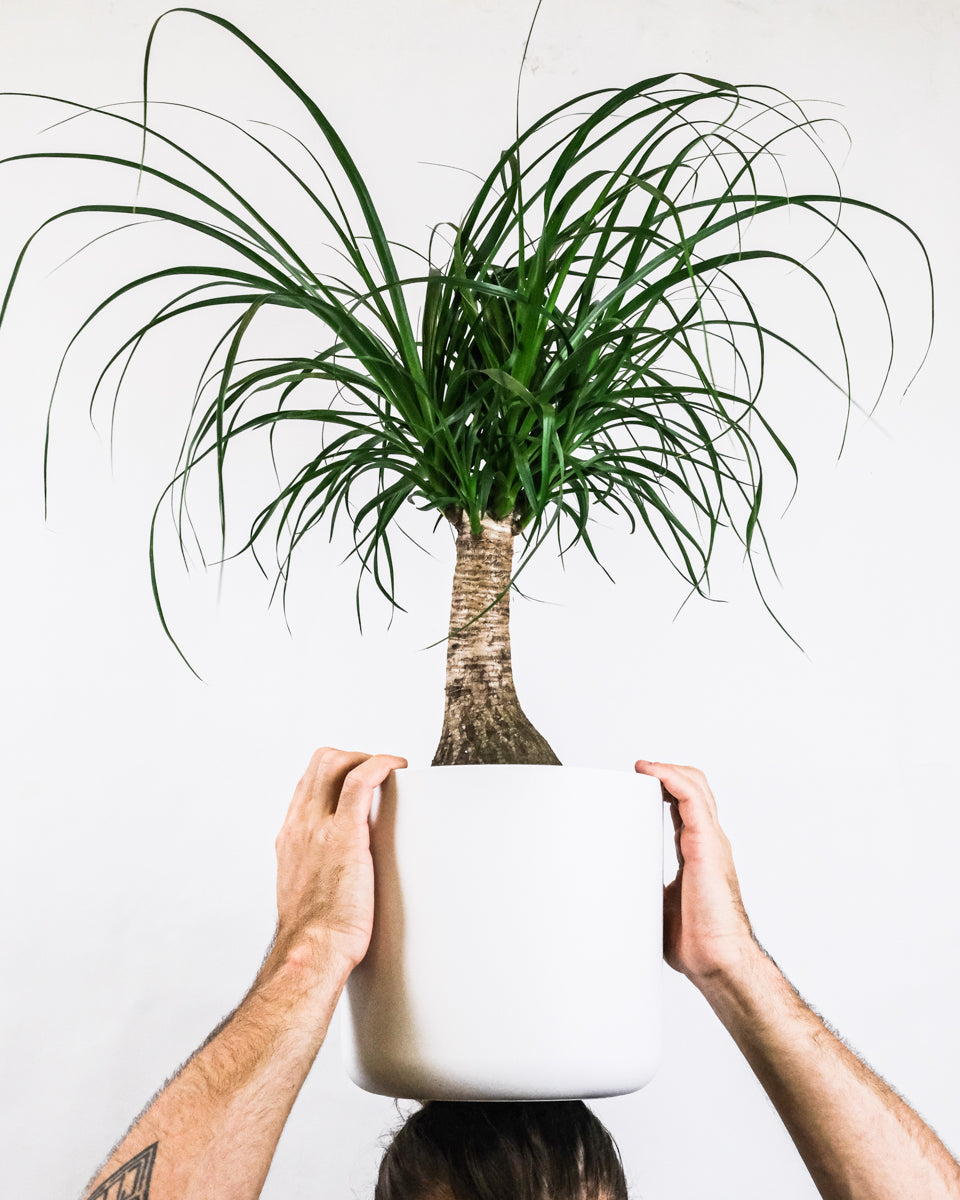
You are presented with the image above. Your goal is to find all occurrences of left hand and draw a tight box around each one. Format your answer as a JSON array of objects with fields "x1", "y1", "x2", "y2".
[
  {"x1": 273, "y1": 746, "x2": 408, "y2": 975},
  {"x1": 634, "y1": 758, "x2": 755, "y2": 986}
]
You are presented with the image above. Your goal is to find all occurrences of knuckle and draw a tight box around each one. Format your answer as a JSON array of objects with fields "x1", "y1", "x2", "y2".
[
  {"x1": 345, "y1": 754, "x2": 379, "y2": 779},
  {"x1": 341, "y1": 768, "x2": 371, "y2": 793},
  {"x1": 315, "y1": 748, "x2": 354, "y2": 770}
]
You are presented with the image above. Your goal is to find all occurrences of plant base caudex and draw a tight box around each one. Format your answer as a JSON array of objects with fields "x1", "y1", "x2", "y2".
[{"x1": 431, "y1": 513, "x2": 561, "y2": 766}]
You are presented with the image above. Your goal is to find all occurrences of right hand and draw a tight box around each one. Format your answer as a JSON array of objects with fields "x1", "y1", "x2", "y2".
[
  {"x1": 634, "y1": 760, "x2": 757, "y2": 985},
  {"x1": 272, "y1": 746, "x2": 407, "y2": 978}
]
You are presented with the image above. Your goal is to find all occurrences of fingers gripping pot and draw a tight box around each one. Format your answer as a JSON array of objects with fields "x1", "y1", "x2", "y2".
[{"x1": 342, "y1": 765, "x2": 663, "y2": 1100}]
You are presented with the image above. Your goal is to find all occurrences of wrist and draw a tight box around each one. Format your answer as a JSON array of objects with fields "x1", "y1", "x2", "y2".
[
  {"x1": 256, "y1": 933, "x2": 353, "y2": 1018},
  {"x1": 688, "y1": 934, "x2": 773, "y2": 1003},
  {"x1": 693, "y1": 938, "x2": 811, "y2": 1048}
]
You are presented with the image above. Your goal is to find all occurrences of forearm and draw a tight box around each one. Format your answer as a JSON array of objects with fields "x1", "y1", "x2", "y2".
[
  {"x1": 83, "y1": 940, "x2": 350, "y2": 1200},
  {"x1": 699, "y1": 945, "x2": 960, "y2": 1200}
]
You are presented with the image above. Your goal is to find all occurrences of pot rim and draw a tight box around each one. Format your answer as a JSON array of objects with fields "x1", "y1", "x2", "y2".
[{"x1": 389, "y1": 764, "x2": 645, "y2": 779}]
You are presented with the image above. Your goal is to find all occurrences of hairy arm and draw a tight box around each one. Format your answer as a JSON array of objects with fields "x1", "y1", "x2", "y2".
[
  {"x1": 82, "y1": 945, "x2": 347, "y2": 1200},
  {"x1": 635, "y1": 759, "x2": 960, "y2": 1200},
  {"x1": 82, "y1": 747, "x2": 406, "y2": 1200},
  {"x1": 700, "y1": 943, "x2": 959, "y2": 1200}
]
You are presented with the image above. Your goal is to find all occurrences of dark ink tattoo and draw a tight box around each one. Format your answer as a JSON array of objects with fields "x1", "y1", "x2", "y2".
[{"x1": 86, "y1": 1142, "x2": 157, "y2": 1200}]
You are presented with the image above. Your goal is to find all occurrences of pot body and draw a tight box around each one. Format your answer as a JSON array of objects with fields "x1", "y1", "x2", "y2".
[{"x1": 342, "y1": 765, "x2": 662, "y2": 1100}]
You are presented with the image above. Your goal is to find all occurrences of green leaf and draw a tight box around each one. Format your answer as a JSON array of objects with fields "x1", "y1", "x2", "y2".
[{"x1": 1, "y1": 37, "x2": 934, "y2": 660}]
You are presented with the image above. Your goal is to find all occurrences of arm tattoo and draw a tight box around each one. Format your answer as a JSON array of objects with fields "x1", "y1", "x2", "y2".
[{"x1": 86, "y1": 1143, "x2": 157, "y2": 1200}]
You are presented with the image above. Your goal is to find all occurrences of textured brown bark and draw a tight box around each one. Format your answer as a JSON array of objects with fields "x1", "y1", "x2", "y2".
[{"x1": 431, "y1": 511, "x2": 561, "y2": 766}]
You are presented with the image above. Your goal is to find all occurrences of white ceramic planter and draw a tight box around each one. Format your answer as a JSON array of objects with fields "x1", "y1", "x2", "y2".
[{"x1": 342, "y1": 764, "x2": 662, "y2": 1100}]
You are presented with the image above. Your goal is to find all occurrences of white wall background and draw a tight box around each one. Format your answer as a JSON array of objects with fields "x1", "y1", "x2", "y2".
[{"x1": 1, "y1": 0, "x2": 957, "y2": 1197}]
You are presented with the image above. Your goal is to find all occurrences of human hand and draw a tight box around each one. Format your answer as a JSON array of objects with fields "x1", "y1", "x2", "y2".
[
  {"x1": 272, "y1": 746, "x2": 407, "y2": 978},
  {"x1": 635, "y1": 760, "x2": 757, "y2": 987}
]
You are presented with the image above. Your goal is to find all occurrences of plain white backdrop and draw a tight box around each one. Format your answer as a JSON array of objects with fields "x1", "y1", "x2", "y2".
[{"x1": 1, "y1": 1, "x2": 957, "y2": 1197}]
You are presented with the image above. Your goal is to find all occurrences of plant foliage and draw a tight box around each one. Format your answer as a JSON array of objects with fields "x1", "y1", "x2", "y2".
[{"x1": 0, "y1": 8, "x2": 934, "y2": 669}]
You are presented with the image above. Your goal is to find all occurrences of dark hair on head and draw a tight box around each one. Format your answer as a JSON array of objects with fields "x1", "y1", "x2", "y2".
[{"x1": 374, "y1": 1099, "x2": 629, "y2": 1200}]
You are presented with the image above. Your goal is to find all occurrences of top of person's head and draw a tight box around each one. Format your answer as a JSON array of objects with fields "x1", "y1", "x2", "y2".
[{"x1": 375, "y1": 1098, "x2": 629, "y2": 1200}]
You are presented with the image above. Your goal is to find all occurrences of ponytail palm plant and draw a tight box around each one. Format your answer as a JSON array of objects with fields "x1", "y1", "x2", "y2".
[{"x1": 0, "y1": 10, "x2": 933, "y2": 766}]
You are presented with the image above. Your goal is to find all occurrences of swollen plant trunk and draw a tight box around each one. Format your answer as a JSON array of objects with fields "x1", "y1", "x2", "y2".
[{"x1": 432, "y1": 512, "x2": 562, "y2": 766}]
